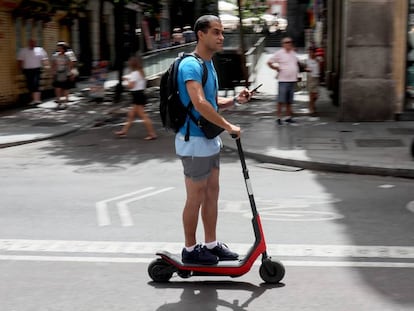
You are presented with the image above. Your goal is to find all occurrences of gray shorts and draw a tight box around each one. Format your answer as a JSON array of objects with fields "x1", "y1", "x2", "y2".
[
  {"x1": 180, "y1": 153, "x2": 220, "y2": 181},
  {"x1": 278, "y1": 82, "x2": 295, "y2": 104}
]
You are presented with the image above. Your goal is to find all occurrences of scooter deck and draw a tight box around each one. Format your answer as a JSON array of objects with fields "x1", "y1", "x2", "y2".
[{"x1": 157, "y1": 250, "x2": 244, "y2": 268}]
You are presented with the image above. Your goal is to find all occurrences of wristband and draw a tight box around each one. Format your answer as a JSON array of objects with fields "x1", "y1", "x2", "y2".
[{"x1": 233, "y1": 96, "x2": 240, "y2": 106}]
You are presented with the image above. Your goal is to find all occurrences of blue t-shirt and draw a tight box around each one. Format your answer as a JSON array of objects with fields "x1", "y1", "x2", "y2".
[{"x1": 175, "y1": 56, "x2": 222, "y2": 157}]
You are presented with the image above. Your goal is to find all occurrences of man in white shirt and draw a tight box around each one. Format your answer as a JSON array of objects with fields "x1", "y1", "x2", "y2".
[
  {"x1": 17, "y1": 39, "x2": 49, "y2": 105},
  {"x1": 267, "y1": 37, "x2": 299, "y2": 125}
]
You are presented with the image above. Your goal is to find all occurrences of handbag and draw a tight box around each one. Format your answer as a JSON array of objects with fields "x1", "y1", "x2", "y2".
[
  {"x1": 297, "y1": 61, "x2": 306, "y2": 73},
  {"x1": 185, "y1": 102, "x2": 224, "y2": 140},
  {"x1": 197, "y1": 116, "x2": 224, "y2": 139}
]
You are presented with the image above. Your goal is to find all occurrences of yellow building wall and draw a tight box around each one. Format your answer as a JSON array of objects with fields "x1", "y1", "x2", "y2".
[
  {"x1": 393, "y1": 0, "x2": 408, "y2": 114},
  {"x1": 0, "y1": 10, "x2": 18, "y2": 105},
  {"x1": 0, "y1": 6, "x2": 67, "y2": 107}
]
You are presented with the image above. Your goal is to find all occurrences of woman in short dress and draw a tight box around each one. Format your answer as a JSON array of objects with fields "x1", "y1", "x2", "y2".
[
  {"x1": 51, "y1": 42, "x2": 72, "y2": 109},
  {"x1": 115, "y1": 56, "x2": 157, "y2": 140}
]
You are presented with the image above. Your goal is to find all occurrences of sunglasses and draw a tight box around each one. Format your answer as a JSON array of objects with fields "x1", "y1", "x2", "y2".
[{"x1": 283, "y1": 41, "x2": 292, "y2": 44}]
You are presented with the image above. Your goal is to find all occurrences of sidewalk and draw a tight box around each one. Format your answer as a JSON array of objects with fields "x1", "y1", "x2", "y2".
[
  {"x1": 0, "y1": 94, "x2": 119, "y2": 148},
  {"x1": 1, "y1": 50, "x2": 413, "y2": 178},
  {"x1": 221, "y1": 48, "x2": 414, "y2": 178},
  {"x1": 221, "y1": 90, "x2": 414, "y2": 178},
  {"x1": 0, "y1": 73, "x2": 129, "y2": 148}
]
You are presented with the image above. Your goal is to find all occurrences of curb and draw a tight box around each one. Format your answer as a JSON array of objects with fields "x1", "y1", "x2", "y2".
[
  {"x1": 222, "y1": 141, "x2": 414, "y2": 179},
  {"x1": 0, "y1": 126, "x2": 82, "y2": 149},
  {"x1": 0, "y1": 101, "x2": 127, "y2": 149}
]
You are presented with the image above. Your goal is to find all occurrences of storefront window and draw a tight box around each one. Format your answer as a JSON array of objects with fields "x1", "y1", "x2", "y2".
[
  {"x1": 15, "y1": 17, "x2": 22, "y2": 53},
  {"x1": 36, "y1": 20, "x2": 42, "y2": 46},
  {"x1": 15, "y1": 18, "x2": 44, "y2": 54},
  {"x1": 25, "y1": 18, "x2": 32, "y2": 42},
  {"x1": 406, "y1": 0, "x2": 414, "y2": 110}
]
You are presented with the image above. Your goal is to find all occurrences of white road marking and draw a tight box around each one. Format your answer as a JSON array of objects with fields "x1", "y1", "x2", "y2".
[
  {"x1": 95, "y1": 187, "x2": 154, "y2": 226},
  {"x1": 220, "y1": 197, "x2": 345, "y2": 221},
  {"x1": 407, "y1": 201, "x2": 414, "y2": 213},
  {"x1": 378, "y1": 184, "x2": 395, "y2": 189},
  {"x1": 283, "y1": 261, "x2": 414, "y2": 268},
  {"x1": 0, "y1": 255, "x2": 149, "y2": 263},
  {"x1": 0, "y1": 255, "x2": 413, "y2": 268},
  {"x1": 1, "y1": 239, "x2": 414, "y2": 259},
  {"x1": 258, "y1": 210, "x2": 344, "y2": 221},
  {"x1": 117, "y1": 187, "x2": 175, "y2": 226}
]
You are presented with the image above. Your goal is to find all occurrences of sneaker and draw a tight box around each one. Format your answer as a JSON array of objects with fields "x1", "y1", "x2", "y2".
[
  {"x1": 27, "y1": 101, "x2": 38, "y2": 108},
  {"x1": 182, "y1": 244, "x2": 219, "y2": 265},
  {"x1": 56, "y1": 103, "x2": 67, "y2": 110},
  {"x1": 209, "y1": 242, "x2": 239, "y2": 261},
  {"x1": 285, "y1": 118, "x2": 296, "y2": 124},
  {"x1": 276, "y1": 119, "x2": 282, "y2": 125}
]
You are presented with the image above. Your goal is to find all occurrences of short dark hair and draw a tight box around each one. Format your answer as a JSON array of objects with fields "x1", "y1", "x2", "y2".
[{"x1": 194, "y1": 15, "x2": 220, "y2": 41}]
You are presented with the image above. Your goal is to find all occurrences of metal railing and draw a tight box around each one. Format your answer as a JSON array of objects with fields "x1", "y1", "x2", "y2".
[
  {"x1": 141, "y1": 33, "x2": 264, "y2": 78},
  {"x1": 142, "y1": 42, "x2": 197, "y2": 78},
  {"x1": 141, "y1": 33, "x2": 265, "y2": 87}
]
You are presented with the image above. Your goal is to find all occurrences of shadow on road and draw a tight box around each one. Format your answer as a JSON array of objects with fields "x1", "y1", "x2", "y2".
[
  {"x1": 148, "y1": 280, "x2": 284, "y2": 311},
  {"x1": 37, "y1": 108, "x2": 242, "y2": 168},
  {"x1": 314, "y1": 173, "x2": 414, "y2": 307}
]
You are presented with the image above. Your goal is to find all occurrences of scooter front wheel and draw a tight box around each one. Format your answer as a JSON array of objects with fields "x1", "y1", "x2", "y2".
[
  {"x1": 259, "y1": 258, "x2": 285, "y2": 283},
  {"x1": 148, "y1": 258, "x2": 175, "y2": 282}
]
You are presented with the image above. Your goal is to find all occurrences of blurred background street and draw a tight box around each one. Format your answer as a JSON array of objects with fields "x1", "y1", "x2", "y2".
[{"x1": 0, "y1": 1, "x2": 414, "y2": 310}]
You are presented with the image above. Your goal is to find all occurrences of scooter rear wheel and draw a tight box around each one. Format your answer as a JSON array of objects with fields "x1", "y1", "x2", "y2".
[
  {"x1": 259, "y1": 259, "x2": 285, "y2": 283},
  {"x1": 148, "y1": 258, "x2": 174, "y2": 282}
]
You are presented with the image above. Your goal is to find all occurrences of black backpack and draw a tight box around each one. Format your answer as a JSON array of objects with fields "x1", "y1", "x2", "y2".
[{"x1": 159, "y1": 52, "x2": 207, "y2": 140}]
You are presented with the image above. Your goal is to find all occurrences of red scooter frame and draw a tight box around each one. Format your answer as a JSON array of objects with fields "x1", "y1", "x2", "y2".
[{"x1": 148, "y1": 138, "x2": 285, "y2": 283}]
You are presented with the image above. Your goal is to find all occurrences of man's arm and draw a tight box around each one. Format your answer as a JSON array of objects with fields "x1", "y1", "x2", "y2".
[
  {"x1": 186, "y1": 80, "x2": 240, "y2": 135},
  {"x1": 217, "y1": 88, "x2": 252, "y2": 110},
  {"x1": 267, "y1": 53, "x2": 279, "y2": 71},
  {"x1": 41, "y1": 48, "x2": 50, "y2": 69}
]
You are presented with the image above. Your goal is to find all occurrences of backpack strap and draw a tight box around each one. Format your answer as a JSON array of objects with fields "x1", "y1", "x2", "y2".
[{"x1": 182, "y1": 53, "x2": 208, "y2": 141}]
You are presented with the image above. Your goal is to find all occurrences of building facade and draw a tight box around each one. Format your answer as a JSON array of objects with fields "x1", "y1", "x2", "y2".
[
  {"x1": 2, "y1": 0, "x2": 414, "y2": 121},
  {"x1": 326, "y1": 0, "x2": 414, "y2": 121},
  {"x1": 0, "y1": 0, "x2": 158, "y2": 107},
  {"x1": 0, "y1": 0, "x2": 66, "y2": 106}
]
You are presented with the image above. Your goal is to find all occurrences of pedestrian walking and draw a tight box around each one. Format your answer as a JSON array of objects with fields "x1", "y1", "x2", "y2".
[
  {"x1": 176, "y1": 15, "x2": 252, "y2": 265},
  {"x1": 172, "y1": 27, "x2": 184, "y2": 46},
  {"x1": 306, "y1": 47, "x2": 321, "y2": 116},
  {"x1": 51, "y1": 42, "x2": 73, "y2": 110},
  {"x1": 63, "y1": 43, "x2": 78, "y2": 103},
  {"x1": 267, "y1": 37, "x2": 299, "y2": 125},
  {"x1": 115, "y1": 56, "x2": 157, "y2": 140},
  {"x1": 17, "y1": 39, "x2": 49, "y2": 106},
  {"x1": 182, "y1": 25, "x2": 196, "y2": 43}
]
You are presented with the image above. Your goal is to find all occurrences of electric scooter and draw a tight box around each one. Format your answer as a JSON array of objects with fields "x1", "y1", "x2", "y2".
[{"x1": 148, "y1": 137, "x2": 285, "y2": 284}]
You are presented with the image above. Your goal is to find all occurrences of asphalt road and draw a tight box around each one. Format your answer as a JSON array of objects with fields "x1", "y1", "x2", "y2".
[{"x1": 1, "y1": 124, "x2": 413, "y2": 310}]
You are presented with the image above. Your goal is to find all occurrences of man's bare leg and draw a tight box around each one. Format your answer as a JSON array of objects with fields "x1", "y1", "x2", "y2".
[
  {"x1": 201, "y1": 168, "x2": 219, "y2": 244},
  {"x1": 183, "y1": 177, "x2": 207, "y2": 247}
]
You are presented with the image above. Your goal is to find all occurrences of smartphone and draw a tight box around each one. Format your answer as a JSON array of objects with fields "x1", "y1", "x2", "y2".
[{"x1": 250, "y1": 83, "x2": 263, "y2": 93}]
